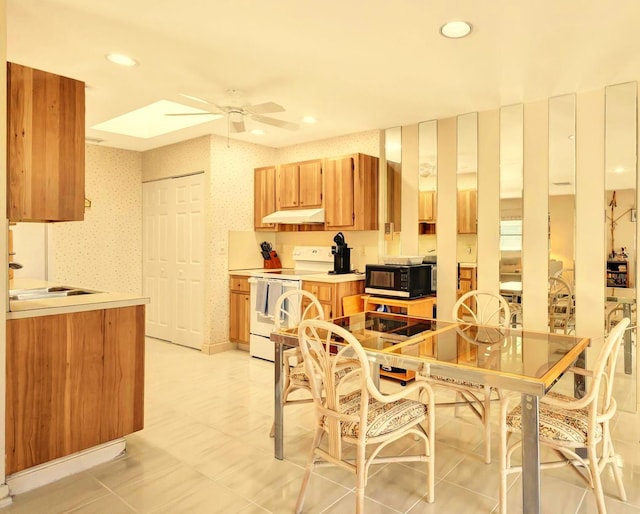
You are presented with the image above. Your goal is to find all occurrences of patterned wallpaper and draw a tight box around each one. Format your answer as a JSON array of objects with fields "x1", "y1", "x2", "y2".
[
  {"x1": 277, "y1": 130, "x2": 380, "y2": 162},
  {"x1": 50, "y1": 144, "x2": 143, "y2": 294},
  {"x1": 141, "y1": 135, "x2": 210, "y2": 181}
]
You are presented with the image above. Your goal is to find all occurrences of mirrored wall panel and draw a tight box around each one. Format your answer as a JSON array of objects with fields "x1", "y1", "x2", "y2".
[
  {"x1": 457, "y1": 113, "x2": 478, "y2": 307},
  {"x1": 499, "y1": 104, "x2": 524, "y2": 326},
  {"x1": 385, "y1": 126, "x2": 402, "y2": 253},
  {"x1": 418, "y1": 120, "x2": 437, "y2": 261},
  {"x1": 605, "y1": 82, "x2": 637, "y2": 412},
  {"x1": 548, "y1": 94, "x2": 576, "y2": 335}
]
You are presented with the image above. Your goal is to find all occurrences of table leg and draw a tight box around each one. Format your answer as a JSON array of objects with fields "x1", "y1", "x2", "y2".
[
  {"x1": 274, "y1": 342, "x2": 284, "y2": 460},
  {"x1": 521, "y1": 394, "x2": 541, "y2": 514},
  {"x1": 623, "y1": 303, "x2": 632, "y2": 375}
]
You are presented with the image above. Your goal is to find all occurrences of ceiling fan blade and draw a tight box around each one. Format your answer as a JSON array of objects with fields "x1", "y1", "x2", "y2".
[
  {"x1": 246, "y1": 102, "x2": 285, "y2": 114},
  {"x1": 250, "y1": 114, "x2": 299, "y2": 131},
  {"x1": 231, "y1": 118, "x2": 246, "y2": 133}
]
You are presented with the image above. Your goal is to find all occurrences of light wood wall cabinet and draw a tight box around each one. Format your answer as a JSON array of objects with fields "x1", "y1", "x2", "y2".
[
  {"x1": 457, "y1": 266, "x2": 478, "y2": 310},
  {"x1": 324, "y1": 153, "x2": 379, "y2": 230},
  {"x1": 277, "y1": 159, "x2": 323, "y2": 210},
  {"x1": 6, "y1": 306, "x2": 145, "y2": 475},
  {"x1": 254, "y1": 166, "x2": 277, "y2": 231},
  {"x1": 419, "y1": 191, "x2": 437, "y2": 222},
  {"x1": 457, "y1": 189, "x2": 477, "y2": 234},
  {"x1": 302, "y1": 280, "x2": 364, "y2": 320},
  {"x1": 229, "y1": 275, "x2": 250, "y2": 344},
  {"x1": 7, "y1": 62, "x2": 85, "y2": 222}
]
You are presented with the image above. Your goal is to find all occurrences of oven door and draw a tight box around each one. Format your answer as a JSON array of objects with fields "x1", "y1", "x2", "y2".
[{"x1": 248, "y1": 277, "x2": 301, "y2": 361}]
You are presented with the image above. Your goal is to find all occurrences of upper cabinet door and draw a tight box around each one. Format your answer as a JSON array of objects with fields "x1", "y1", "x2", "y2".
[
  {"x1": 297, "y1": 160, "x2": 323, "y2": 208},
  {"x1": 277, "y1": 163, "x2": 300, "y2": 208},
  {"x1": 7, "y1": 62, "x2": 85, "y2": 222},
  {"x1": 457, "y1": 189, "x2": 477, "y2": 233},
  {"x1": 254, "y1": 166, "x2": 277, "y2": 230}
]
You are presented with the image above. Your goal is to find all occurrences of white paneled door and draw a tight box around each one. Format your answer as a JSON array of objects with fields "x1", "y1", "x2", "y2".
[{"x1": 143, "y1": 174, "x2": 204, "y2": 349}]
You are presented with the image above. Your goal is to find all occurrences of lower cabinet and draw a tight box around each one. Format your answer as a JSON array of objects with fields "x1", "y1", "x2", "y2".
[
  {"x1": 457, "y1": 266, "x2": 478, "y2": 310},
  {"x1": 6, "y1": 306, "x2": 145, "y2": 475},
  {"x1": 229, "y1": 275, "x2": 250, "y2": 344},
  {"x1": 302, "y1": 280, "x2": 364, "y2": 320}
]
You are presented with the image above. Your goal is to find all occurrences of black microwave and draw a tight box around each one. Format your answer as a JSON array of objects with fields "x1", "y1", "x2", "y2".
[{"x1": 365, "y1": 264, "x2": 435, "y2": 299}]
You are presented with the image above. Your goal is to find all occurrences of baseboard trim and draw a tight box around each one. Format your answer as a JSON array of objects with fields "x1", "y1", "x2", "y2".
[
  {"x1": 201, "y1": 340, "x2": 236, "y2": 355},
  {"x1": 7, "y1": 439, "x2": 126, "y2": 495}
]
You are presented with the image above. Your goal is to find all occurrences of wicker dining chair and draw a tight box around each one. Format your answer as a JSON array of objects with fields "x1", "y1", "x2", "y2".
[
  {"x1": 268, "y1": 289, "x2": 324, "y2": 438},
  {"x1": 417, "y1": 290, "x2": 510, "y2": 464},
  {"x1": 295, "y1": 319, "x2": 436, "y2": 514},
  {"x1": 498, "y1": 317, "x2": 630, "y2": 514}
]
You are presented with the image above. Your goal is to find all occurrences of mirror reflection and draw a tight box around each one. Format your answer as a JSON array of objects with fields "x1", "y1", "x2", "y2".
[
  {"x1": 456, "y1": 113, "x2": 478, "y2": 308},
  {"x1": 385, "y1": 126, "x2": 402, "y2": 254},
  {"x1": 418, "y1": 120, "x2": 437, "y2": 252},
  {"x1": 548, "y1": 94, "x2": 576, "y2": 335},
  {"x1": 499, "y1": 105, "x2": 524, "y2": 326},
  {"x1": 605, "y1": 82, "x2": 637, "y2": 412}
]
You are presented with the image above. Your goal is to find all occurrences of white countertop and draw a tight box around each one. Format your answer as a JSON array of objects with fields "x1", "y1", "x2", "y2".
[{"x1": 7, "y1": 278, "x2": 150, "y2": 320}]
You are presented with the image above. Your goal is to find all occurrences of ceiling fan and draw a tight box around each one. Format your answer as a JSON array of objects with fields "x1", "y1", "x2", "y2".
[{"x1": 166, "y1": 92, "x2": 299, "y2": 133}]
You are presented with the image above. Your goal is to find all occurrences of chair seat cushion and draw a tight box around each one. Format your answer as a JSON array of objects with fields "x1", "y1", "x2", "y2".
[
  {"x1": 506, "y1": 392, "x2": 602, "y2": 444},
  {"x1": 337, "y1": 391, "x2": 427, "y2": 438},
  {"x1": 290, "y1": 361, "x2": 356, "y2": 385}
]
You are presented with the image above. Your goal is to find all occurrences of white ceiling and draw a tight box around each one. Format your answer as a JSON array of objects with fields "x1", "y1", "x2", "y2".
[{"x1": 7, "y1": 0, "x2": 640, "y2": 152}]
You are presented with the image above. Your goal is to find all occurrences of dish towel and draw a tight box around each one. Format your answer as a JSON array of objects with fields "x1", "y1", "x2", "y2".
[
  {"x1": 255, "y1": 279, "x2": 269, "y2": 315},
  {"x1": 266, "y1": 281, "x2": 284, "y2": 317}
]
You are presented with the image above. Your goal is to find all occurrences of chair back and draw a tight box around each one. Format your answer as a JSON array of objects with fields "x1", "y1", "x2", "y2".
[
  {"x1": 588, "y1": 317, "x2": 630, "y2": 414},
  {"x1": 548, "y1": 276, "x2": 575, "y2": 333},
  {"x1": 452, "y1": 290, "x2": 511, "y2": 328},
  {"x1": 273, "y1": 289, "x2": 324, "y2": 330},
  {"x1": 297, "y1": 319, "x2": 371, "y2": 453}
]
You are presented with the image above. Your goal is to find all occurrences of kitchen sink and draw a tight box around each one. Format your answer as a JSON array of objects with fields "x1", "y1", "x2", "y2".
[{"x1": 9, "y1": 286, "x2": 100, "y2": 301}]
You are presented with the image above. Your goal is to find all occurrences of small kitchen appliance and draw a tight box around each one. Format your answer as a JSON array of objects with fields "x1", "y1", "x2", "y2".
[
  {"x1": 365, "y1": 263, "x2": 435, "y2": 299},
  {"x1": 329, "y1": 232, "x2": 352, "y2": 275},
  {"x1": 260, "y1": 241, "x2": 282, "y2": 269}
]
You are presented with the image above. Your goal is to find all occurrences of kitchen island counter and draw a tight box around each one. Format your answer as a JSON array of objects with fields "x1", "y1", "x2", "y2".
[
  {"x1": 8, "y1": 278, "x2": 149, "y2": 319},
  {"x1": 229, "y1": 269, "x2": 365, "y2": 284}
]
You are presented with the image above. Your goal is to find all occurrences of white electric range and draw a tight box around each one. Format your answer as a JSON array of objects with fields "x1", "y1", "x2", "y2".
[{"x1": 248, "y1": 246, "x2": 333, "y2": 361}]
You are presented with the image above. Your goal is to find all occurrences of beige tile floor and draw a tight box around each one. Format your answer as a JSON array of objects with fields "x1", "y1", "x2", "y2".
[{"x1": 2, "y1": 338, "x2": 640, "y2": 513}]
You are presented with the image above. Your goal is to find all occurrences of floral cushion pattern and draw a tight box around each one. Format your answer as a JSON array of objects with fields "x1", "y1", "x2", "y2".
[
  {"x1": 506, "y1": 392, "x2": 602, "y2": 444},
  {"x1": 334, "y1": 391, "x2": 428, "y2": 438},
  {"x1": 291, "y1": 361, "x2": 356, "y2": 385}
]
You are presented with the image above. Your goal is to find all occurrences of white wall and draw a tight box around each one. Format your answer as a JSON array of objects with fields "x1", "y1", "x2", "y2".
[{"x1": 49, "y1": 144, "x2": 143, "y2": 294}]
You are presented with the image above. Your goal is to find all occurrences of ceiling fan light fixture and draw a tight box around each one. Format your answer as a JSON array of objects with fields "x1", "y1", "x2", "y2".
[
  {"x1": 440, "y1": 21, "x2": 472, "y2": 39},
  {"x1": 105, "y1": 53, "x2": 139, "y2": 67}
]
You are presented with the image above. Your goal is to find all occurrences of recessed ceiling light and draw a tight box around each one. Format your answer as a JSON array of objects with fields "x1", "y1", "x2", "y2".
[
  {"x1": 105, "y1": 53, "x2": 138, "y2": 67},
  {"x1": 440, "y1": 21, "x2": 472, "y2": 39},
  {"x1": 615, "y1": 166, "x2": 626, "y2": 173},
  {"x1": 250, "y1": 129, "x2": 265, "y2": 135},
  {"x1": 302, "y1": 116, "x2": 317, "y2": 124}
]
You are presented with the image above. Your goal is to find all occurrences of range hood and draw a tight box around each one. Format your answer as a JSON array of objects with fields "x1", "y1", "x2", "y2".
[{"x1": 262, "y1": 208, "x2": 325, "y2": 224}]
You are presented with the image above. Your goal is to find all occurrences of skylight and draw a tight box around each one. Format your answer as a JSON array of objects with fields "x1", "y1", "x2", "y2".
[{"x1": 90, "y1": 100, "x2": 222, "y2": 139}]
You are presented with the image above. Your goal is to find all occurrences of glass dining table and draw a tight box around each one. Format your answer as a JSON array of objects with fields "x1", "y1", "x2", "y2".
[{"x1": 270, "y1": 311, "x2": 590, "y2": 514}]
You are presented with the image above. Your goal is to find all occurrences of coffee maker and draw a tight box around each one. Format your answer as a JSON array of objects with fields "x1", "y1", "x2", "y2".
[{"x1": 329, "y1": 232, "x2": 351, "y2": 274}]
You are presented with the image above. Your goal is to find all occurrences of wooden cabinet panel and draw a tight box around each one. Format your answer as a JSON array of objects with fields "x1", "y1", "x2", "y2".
[
  {"x1": 277, "y1": 163, "x2": 300, "y2": 209},
  {"x1": 7, "y1": 62, "x2": 85, "y2": 222},
  {"x1": 277, "y1": 159, "x2": 323, "y2": 210},
  {"x1": 457, "y1": 190, "x2": 477, "y2": 234},
  {"x1": 457, "y1": 266, "x2": 478, "y2": 311},
  {"x1": 101, "y1": 306, "x2": 145, "y2": 442},
  {"x1": 298, "y1": 160, "x2": 323, "y2": 208},
  {"x1": 6, "y1": 306, "x2": 144, "y2": 475},
  {"x1": 229, "y1": 276, "x2": 250, "y2": 343},
  {"x1": 303, "y1": 280, "x2": 365, "y2": 320},
  {"x1": 419, "y1": 191, "x2": 437, "y2": 221},
  {"x1": 325, "y1": 154, "x2": 378, "y2": 230},
  {"x1": 254, "y1": 166, "x2": 277, "y2": 230}
]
